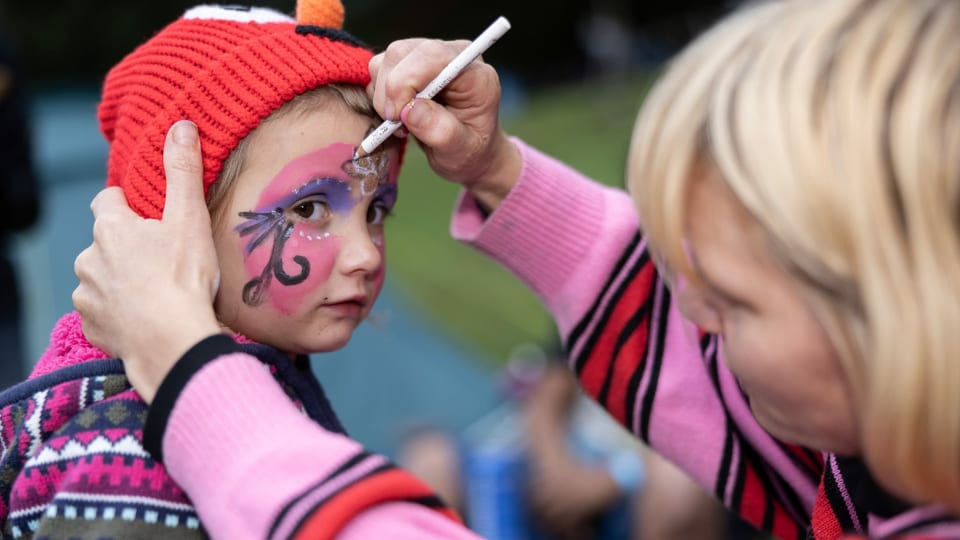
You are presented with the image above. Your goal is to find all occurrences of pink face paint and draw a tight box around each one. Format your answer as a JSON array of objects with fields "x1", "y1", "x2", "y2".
[
  {"x1": 258, "y1": 145, "x2": 357, "y2": 213},
  {"x1": 235, "y1": 144, "x2": 397, "y2": 315}
]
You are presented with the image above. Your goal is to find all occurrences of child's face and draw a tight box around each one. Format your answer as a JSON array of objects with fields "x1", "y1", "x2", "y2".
[
  {"x1": 213, "y1": 105, "x2": 400, "y2": 354},
  {"x1": 675, "y1": 172, "x2": 860, "y2": 455}
]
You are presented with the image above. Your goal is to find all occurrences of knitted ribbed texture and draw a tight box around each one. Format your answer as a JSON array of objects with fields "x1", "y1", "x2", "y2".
[
  {"x1": 450, "y1": 138, "x2": 642, "y2": 336},
  {"x1": 97, "y1": 0, "x2": 373, "y2": 219}
]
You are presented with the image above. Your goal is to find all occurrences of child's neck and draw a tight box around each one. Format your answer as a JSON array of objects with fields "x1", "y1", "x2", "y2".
[{"x1": 217, "y1": 320, "x2": 298, "y2": 361}]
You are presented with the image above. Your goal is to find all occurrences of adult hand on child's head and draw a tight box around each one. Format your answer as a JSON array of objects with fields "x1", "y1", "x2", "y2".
[
  {"x1": 73, "y1": 121, "x2": 222, "y2": 404},
  {"x1": 369, "y1": 38, "x2": 521, "y2": 210}
]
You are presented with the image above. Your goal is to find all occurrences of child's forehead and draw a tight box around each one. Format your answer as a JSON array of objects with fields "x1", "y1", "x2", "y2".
[{"x1": 236, "y1": 142, "x2": 398, "y2": 208}]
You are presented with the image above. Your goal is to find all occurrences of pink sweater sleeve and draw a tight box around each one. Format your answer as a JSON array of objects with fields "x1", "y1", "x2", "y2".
[
  {"x1": 162, "y1": 353, "x2": 473, "y2": 539},
  {"x1": 452, "y1": 138, "x2": 822, "y2": 539},
  {"x1": 451, "y1": 138, "x2": 641, "y2": 337}
]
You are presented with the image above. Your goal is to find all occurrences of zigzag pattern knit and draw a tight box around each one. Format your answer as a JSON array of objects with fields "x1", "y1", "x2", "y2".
[{"x1": 0, "y1": 313, "x2": 344, "y2": 539}]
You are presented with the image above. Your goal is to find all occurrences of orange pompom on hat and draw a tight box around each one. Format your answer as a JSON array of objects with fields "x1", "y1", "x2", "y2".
[{"x1": 97, "y1": 0, "x2": 373, "y2": 219}]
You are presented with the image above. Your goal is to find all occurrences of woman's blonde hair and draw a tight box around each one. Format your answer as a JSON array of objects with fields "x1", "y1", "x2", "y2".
[
  {"x1": 207, "y1": 83, "x2": 386, "y2": 231},
  {"x1": 629, "y1": 0, "x2": 960, "y2": 509}
]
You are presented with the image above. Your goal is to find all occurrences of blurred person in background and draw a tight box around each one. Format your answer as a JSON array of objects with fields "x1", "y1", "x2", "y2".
[
  {"x1": 401, "y1": 344, "x2": 642, "y2": 540},
  {"x1": 0, "y1": 30, "x2": 39, "y2": 391},
  {"x1": 401, "y1": 347, "x2": 741, "y2": 540}
]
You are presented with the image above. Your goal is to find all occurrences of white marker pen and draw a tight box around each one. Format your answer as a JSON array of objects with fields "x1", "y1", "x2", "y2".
[{"x1": 355, "y1": 16, "x2": 511, "y2": 158}]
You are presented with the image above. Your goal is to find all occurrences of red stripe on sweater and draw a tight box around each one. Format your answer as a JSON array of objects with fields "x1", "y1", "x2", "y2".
[
  {"x1": 784, "y1": 442, "x2": 824, "y2": 478},
  {"x1": 811, "y1": 476, "x2": 843, "y2": 540},
  {"x1": 739, "y1": 463, "x2": 768, "y2": 530},
  {"x1": 579, "y1": 263, "x2": 657, "y2": 419},
  {"x1": 772, "y1": 499, "x2": 802, "y2": 540},
  {"x1": 738, "y1": 462, "x2": 805, "y2": 539},
  {"x1": 290, "y1": 469, "x2": 461, "y2": 540},
  {"x1": 605, "y1": 305, "x2": 649, "y2": 424}
]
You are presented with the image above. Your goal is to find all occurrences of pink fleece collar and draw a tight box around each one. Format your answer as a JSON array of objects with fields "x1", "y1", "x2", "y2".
[{"x1": 30, "y1": 311, "x2": 257, "y2": 380}]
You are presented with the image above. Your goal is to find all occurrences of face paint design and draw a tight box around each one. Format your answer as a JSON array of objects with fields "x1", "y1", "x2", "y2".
[
  {"x1": 235, "y1": 143, "x2": 396, "y2": 311},
  {"x1": 341, "y1": 150, "x2": 390, "y2": 196},
  {"x1": 235, "y1": 208, "x2": 310, "y2": 306}
]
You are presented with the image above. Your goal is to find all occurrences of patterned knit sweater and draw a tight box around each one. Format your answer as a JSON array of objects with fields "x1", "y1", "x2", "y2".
[{"x1": 0, "y1": 312, "x2": 346, "y2": 540}]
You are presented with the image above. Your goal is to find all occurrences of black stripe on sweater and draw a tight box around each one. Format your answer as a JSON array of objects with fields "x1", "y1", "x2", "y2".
[
  {"x1": 637, "y1": 283, "x2": 672, "y2": 442},
  {"x1": 774, "y1": 439, "x2": 824, "y2": 486},
  {"x1": 286, "y1": 462, "x2": 397, "y2": 538},
  {"x1": 596, "y1": 283, "x2": 653, "y2": 412},
  {"x1": 705, "y1": 336, "x2": 737, "y2": 502},
  {"x1": 567, "y1": 232, "x2": 640, "y2": 372},
  {"x1": 729, "y1": 449, "x2": 748, "y2": 522},
  {"x1": 573, "y1": 249, "x2": 652, "y2": 376},
  {"x1": 623, "y1": 319, "x2": 653, "y2": 436},
  {"x1": 746, "y1": 444, "x2": 781, "y2": 534},
  {"x1": 767, "y1": 462, "x2": 814, "y2": 533},
  {"x1": 821, "y1": 460, "x2": 858, "y2": 533},
  {"x1": 268, "y1": 450, "x2": 374, "y2": 540}
]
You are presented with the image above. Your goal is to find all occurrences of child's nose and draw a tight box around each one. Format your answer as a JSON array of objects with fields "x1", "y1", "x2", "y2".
[{"x1": 338, "y1": 227, "x2": 383, "y2": 276}]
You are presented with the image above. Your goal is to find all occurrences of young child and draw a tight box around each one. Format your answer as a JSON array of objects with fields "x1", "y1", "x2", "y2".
[{"x1": 0, "y1": 1, "x2": 455, "y2": 538}]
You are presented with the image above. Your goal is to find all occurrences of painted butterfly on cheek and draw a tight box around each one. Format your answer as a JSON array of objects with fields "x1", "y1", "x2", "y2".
[{"x1": 235, "y1": 207, "x2": 311, "y2": 307}]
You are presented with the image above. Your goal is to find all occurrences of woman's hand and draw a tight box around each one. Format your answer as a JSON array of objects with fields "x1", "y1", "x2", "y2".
[
  {"x1": 368, "y1": 38, "x2": 522, "y2": 211},
  {"x1": 73, "y1": 121, "x2": 222, "y2": 403}
]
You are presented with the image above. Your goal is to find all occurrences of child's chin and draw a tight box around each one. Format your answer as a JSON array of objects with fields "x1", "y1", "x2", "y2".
[
  {"x1": 264, "y1": 321, "x2": 359, "y2": 355},
  {"x1": 302, "y1": 331, "x2": 354, "y2": 354}
]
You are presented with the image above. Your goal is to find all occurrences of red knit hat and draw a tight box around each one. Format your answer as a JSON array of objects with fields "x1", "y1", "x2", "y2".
[{"x1": 97, "y1": 0, "x2": 374, "y2": 219}]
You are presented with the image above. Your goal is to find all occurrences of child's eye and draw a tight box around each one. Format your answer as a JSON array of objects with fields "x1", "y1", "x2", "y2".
[
  {"x1": 366, "y1": 202, "x2": 392, "y2": 225},
  {"x1": 291, "y1": 200, "x2": 329, "y2": 221}
]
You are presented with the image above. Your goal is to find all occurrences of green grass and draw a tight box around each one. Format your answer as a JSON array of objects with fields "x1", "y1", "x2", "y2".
[{"x1": 386, "y1": 74, "x2": 654, "y2": 364}]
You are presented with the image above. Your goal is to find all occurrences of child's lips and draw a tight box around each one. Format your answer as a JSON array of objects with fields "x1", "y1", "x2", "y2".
[{"x1": 321, "y1": 295, "x2": 367, "y2": 317}]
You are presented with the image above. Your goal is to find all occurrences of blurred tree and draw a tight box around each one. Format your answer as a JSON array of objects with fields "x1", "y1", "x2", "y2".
[{"x1": 3, "y1": 0, "x2": 733, "y2": 87}]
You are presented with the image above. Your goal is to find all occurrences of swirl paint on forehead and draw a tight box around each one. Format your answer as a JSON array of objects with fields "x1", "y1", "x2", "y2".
[{"x1": 235, "y1": 143, "x2": 397, "y2": 314}]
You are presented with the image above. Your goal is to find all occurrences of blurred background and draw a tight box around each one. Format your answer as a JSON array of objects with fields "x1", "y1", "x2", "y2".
[{"x1": 0, "y1": 1, "x2": 765, "y2": 538}]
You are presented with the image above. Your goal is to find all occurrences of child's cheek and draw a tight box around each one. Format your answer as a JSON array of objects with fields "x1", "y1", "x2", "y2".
[{"x1": 243, "y1": 225, "x2": 340, "y2": 315}]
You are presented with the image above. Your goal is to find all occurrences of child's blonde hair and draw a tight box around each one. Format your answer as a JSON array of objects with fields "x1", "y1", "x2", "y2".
[{"x1": 628, "y1": 0, "x2": 960, "y2": 509}]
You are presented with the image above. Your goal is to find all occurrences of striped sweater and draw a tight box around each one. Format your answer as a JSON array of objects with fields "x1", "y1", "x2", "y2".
[
  {"x1": 0, "y1": 312, "x2": 349, "y2": 539},
  {"x1": 149, "y1": 139, "x2": 959, "y2": 539}
]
